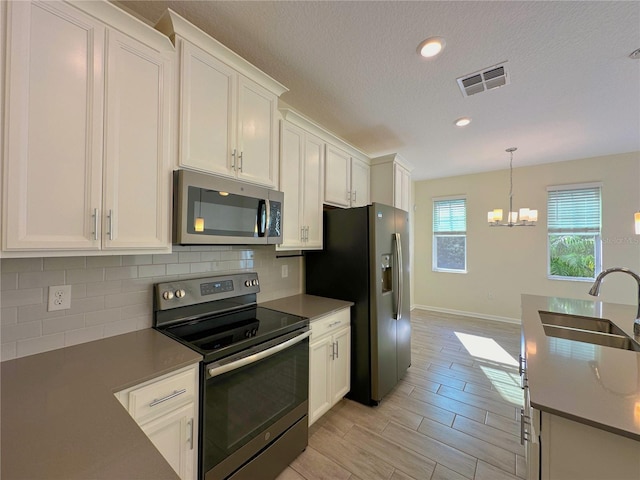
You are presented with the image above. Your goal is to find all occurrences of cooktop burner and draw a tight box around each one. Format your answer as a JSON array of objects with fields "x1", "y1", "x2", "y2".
[{"x1": 153, "y1": 273, "x2": 308, "y2": 362}]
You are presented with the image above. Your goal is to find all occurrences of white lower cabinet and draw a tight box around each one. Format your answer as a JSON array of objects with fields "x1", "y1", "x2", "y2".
[
  {"x1": 116, "y1": 364, "x2": 199, "y2": 480},
  {"x1": 308, "y1": 308, "x2": 351, "y2": 426}
]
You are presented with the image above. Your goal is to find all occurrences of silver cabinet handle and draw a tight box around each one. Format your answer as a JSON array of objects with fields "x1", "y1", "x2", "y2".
[
  {"x1": 520, "y1": 408, "x2": 531, "y2": 445},
  {"x1": 231, "y1": 149, "x2": 237, "y2": 169},
  {"x1": 346, "y1": 190, "x2": 351, "y2": 201},
  {"x1": 330, "y1": 341, "x2": 335, "y2": 360},
  {"x1": 238, "y1": 151, "x2": 243, "y2": 172},
  {"x1": 92, "y1": 208, "x2": 99, "y2": 240},
  {"x1": 301, "y1": 227, "x2": 305, "y2": 242},
  {"x1": 352, "y1": 190, "x2": 357, "y2": 203},
  {"x1": 328, "y1": 321, "x2": 341, "y2": 328},
  {"x1": 335, "y1": 340, "x2": 339, "y2": 358},
  {"x1": 305, "y1": 226, "x2": 309, "y2": 241},
  {"x1": 107, "y1": 209, "x2": 113, "y2": 241},
  {"x1": 187, "y1": 418, "x2": 194, "y2": 450},
  {"x1": 149, "y1": 388, "x2": 187, "y2": 407}
]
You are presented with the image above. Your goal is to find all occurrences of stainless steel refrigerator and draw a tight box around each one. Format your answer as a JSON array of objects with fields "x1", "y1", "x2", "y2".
[{"x1": 305, "y1": 203, "x2": 411, "y2": 406}]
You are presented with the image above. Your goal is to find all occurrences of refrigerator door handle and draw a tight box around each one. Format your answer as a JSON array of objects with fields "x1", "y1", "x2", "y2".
[{"x1": 394, "y1": 232, "x2": 403, "y2": 321}]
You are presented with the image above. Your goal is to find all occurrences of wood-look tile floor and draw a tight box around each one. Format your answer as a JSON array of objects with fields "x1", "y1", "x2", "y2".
[{"x1": 277, "y1": 309, "x2": 524, "y2": 480}]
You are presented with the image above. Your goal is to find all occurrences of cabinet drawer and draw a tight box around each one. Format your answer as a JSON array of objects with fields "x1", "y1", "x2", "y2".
[
  {"x1": 310, "y1": 308, "x2": 350, "y2": 341},
  {"x1": 127, "y1": 367, "x2": 197, "y2": 422}
]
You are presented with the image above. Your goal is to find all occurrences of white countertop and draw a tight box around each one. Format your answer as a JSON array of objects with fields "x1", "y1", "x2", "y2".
[{"x1": 522, "y1": 294, "x2": 640, "y2": 440}]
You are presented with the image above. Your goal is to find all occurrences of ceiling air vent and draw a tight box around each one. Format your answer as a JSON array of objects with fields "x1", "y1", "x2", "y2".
[{"x1": 457, "y1": 62, "x2": 510, "y2": 97}]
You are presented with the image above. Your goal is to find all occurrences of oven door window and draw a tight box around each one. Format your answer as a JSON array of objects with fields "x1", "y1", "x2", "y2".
[
  {"x1": 203, "y1": 336, "x2": 309, "y2": 473},
  {"x1": 187, "y1": 186, "x2": 266, "y2": 238}
]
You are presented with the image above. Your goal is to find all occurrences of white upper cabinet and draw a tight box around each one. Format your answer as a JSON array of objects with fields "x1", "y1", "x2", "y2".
[
  {"x1": 370, "y1": 154, "x2": 413, "y2": 212},
  {"x1": 278, "y1": 115, "x2": 324, "y2": 250},
  {"x1": 324, "y1": 143, "x2": 370, "y2": 208},
  {"x1": 324, "y1": 143, "x2": 352, "y2": 207},
  {"x1": 156, "y1": 10, "x2": 287, "y2": 188},
  {"x1": 2, "y1": 0, "x2": 173, "y2": 255}
]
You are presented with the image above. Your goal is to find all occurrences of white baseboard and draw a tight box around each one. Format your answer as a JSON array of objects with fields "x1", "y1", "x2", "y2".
[{"x1": 411, "y1": 304, "x2": 521, "y2": 325}]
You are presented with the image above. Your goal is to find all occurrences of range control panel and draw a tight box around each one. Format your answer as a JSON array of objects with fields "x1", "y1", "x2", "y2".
[{"x1": 154, "y1": 272, "x2": 260, "y2": 311}]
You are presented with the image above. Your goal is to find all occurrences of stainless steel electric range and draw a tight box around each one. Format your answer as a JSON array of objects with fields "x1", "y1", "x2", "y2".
[{"x1": 153, "y1": 272, "x2": 310, "y2": 480}]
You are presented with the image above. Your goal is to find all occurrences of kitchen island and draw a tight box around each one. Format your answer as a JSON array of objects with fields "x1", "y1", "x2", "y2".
[
  {"x1": 1, "y1": 329, "x2": 202, "y2": 480},
  {"x1": 521, "y1": 295, "x2": 640, "y2": 479}
]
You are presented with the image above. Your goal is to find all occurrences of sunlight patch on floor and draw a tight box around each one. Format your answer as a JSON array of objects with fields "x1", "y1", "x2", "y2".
[
  {"x1": 479, "y1": 365, "x2": 524, "y2": 405},
  {"x1": 454, "y1": 332, "x2": 518, "y2": 366}
]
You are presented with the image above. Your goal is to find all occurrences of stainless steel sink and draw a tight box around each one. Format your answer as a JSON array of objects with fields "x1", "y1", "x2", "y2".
[
  {"x1": 539, "y1": 311, "x2": 626, "y2": 336},
  {"x1": 539, "y1": 311, "x2": 640, "y2": 352}
]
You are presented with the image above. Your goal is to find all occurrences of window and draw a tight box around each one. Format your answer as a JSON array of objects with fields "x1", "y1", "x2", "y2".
[
  {"x1": 547, "y1": 184, "x2": 601, "y2": 280},
  {"x1": 433, "y1": 197, "x2": 467, "y2": 272}
]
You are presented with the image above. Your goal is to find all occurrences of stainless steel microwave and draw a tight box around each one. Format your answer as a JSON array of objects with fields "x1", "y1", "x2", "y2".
[{"x1": 173, "y1": 170, "x2": 283, "y2": 245}]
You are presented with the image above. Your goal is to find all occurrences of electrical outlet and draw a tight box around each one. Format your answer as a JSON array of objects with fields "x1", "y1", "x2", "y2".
[
  {"x1": 48, "y1": 285, "x2": 72, "y2": 311},
  {"x1": 281, "y1": 265, "x2": 289, "y2": 278}
]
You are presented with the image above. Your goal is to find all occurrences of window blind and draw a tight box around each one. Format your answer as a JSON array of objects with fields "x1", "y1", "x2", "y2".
[
  {"x1": 547, "y1": 187, "x2": 601, "y2": 232},
  {"x1": 433, "y1": 198, "x2": 466, "y2": 233}
]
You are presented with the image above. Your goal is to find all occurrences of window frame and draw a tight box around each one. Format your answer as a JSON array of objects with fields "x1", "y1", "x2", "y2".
[
  {"x1": 546, "y1": 183, "x2": 602, "y2": 282},
  {"x1": 432, "y1": 196, "x2": 467, "y2": 274}
]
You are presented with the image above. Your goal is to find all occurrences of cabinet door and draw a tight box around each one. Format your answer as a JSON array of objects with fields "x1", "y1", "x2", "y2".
[
  {"x1": 324, "y1": 144, "x2": 351, "y2": 207},
  {"x1": 178, "y1": 40, "x2": 236, "y2": 178},
  {"x1": 331, "y1": 327, "x2": 351, "y2": 404},
  {"x1": 394, "y1": 164, "x2": 411, "y2": 212},
  {"x1": 351, "y1": 157, "x2": 370, "y2": 207},
  {"x1": 278, "y1": 121, "x2": 304, "y2": 249},
  {"x1": 103, "y1": 29, "x2": 171, "y2": 250},
  {"x1": 140, "y1": 402, "x2": 197, "y2": 480},
  {"x1": 308, "y1": 336, "x2": 333, "y2": 426},
  {"x1": 3, "y1": 1, "x2": 104, "y2": 250},
  {"x1": 302, "y1": 133, "x2": 324, "y2": 248},
  {"x1": 237, "y1": 75, "x2": 278, "y2": 187}
]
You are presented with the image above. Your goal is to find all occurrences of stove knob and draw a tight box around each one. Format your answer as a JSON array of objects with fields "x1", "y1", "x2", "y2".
[
  {"x1": 251, "y1": 279, "x2": 258, "y2": 286},
  {"x1": 175, "y1": 289, "x2": 186, "y2": 298},
  {"x1": 245, "y1": 330, "x2": 251, "y2": 338},
  {"x1": 244, "y1": 280, "x2": 251, "y2": 287},
  {"x1": 251, "y1": 328, "x2": 258, "y2": 336},
  {"x1": 162, "y1": 290, "x2": 174, "y2": 300}
]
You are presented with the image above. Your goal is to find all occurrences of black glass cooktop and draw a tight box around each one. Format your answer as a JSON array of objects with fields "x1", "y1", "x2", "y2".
[{"x1": 158, "y1": 306, "x2": 308, "y2": 362}]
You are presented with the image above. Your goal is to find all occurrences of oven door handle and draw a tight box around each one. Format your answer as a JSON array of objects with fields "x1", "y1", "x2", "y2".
[{"x1": 206, "y1": 329, "x2": 311, "y2": 379}]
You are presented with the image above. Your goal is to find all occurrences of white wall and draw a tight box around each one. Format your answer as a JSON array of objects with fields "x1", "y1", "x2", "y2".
[
  {"x1": 1, "y1": 245, "x2": 302, "y2": 360},
  {"x1": 413, "y1": 152, "x2": 640, "y2": 322}
]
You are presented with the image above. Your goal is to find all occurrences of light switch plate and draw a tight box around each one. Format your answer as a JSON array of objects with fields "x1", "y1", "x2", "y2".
[
  {"x1": 281, "y1": 265, "x2": 289, "y2": 278},
  {"x1": 48, "y1": 285, "x2": 71, "y2": 311}
]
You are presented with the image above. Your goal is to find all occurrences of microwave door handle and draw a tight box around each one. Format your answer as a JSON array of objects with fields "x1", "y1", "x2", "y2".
[
  {"x1": 207, "y1": 330, "x2": 311, "y2": 378},
  {"x1": 256, "y1": 200, "x2": 266, "y2": 237},
  {"x1": 264, "y1": 199, "x2": 271, "y2": 237}
]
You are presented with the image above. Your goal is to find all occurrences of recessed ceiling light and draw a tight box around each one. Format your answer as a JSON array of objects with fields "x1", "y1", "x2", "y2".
[
  {"x1": 417, "y1": 37, "x2": 445, "y2": 58},
  {"x1": 455, "y1": 117, "x2": 471, "y2": 127}
]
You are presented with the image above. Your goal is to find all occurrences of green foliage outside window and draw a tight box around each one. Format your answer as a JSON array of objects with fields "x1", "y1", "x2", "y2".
[{"x1": 549, "y1": 235, "x2": 596, "y2": 278}]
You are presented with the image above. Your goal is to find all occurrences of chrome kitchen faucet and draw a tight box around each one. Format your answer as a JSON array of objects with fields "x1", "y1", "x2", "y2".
[{"x1": 588, "y1": 267, "x2": 640, "y2": 336}]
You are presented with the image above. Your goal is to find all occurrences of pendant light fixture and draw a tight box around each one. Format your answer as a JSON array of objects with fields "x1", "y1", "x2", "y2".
[{"x1": 488, "y1": 147, "x2": 537, "y2": 227}]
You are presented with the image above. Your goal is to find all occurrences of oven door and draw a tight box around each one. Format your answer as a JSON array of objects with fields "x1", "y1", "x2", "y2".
[{"x1": 202, "y1": 329, "x2": 310, "y2": 480}]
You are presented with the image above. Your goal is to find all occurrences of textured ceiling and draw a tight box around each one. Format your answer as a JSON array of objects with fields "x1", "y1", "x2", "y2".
[{"x1": 116, "y1": 1, "x2": 640, "y2": 180}]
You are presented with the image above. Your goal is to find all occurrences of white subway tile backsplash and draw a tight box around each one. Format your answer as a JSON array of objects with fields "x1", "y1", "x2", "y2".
[
  {"x1": 138, "y1": 264, "x2": 166, "y2": 278},
  {"x1": 42, "y1": 314, "x2": 85, "y2": 335},
  {"x1": 122, "y1": 255, "x2": 154, "y2": 266},
  {"x1": 44, "y1": 257, "x2": 86, "y2": 271},
  {"x1": 1, "y1": 288, "x2": 43, "y2": 308},
  {"x1": 18, "y1": 270, "x2": 65, "y2": 289},
  {"x1": 1, "y1": 246, "x2": 302, "y2": 360},
  {"x1": 85, "y1": 309, "x2": 122, "y2": 326},
  {"x1": 87, "y1": 256, "x2": 123, "y2": 268},
  {"x1": 17, "y1": 333, "x2": 65, "y2": 357},
  {"x1": 67, "y1": 268, "x2": 105, "y2": 284},
  {"x1": 2, "y1": 258, "x2": 43, "y2": 273},
  {"x1": 1, "y1": 307, "x2": 18, "y2": 326},
  {"x1": 104, "y1": 266, "x2": 138, "y2": 281},
  {"x1": 17, "y1": 303, "x2": 66, "y2": 323},
  {"x1": 64, "y1": 325, "x2": 104, "y2": 347},
  {"x1": 2, "y1": 321, "x2": 42, "y2": 342},
  {"x1": 1, "y1": 272, "x2": 18, "y2": 291},
  {"x1": 178, "y1": 252, "x2": 201, "y2": 263},
  {"x1": 2, "y1": 342, "x2": 17, "y2": 361}
]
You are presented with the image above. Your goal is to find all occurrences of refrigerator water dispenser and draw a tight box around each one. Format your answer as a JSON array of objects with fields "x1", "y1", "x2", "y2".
[{"x1": 381, "y1": 254, "x2": 392, "y2": 293}]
